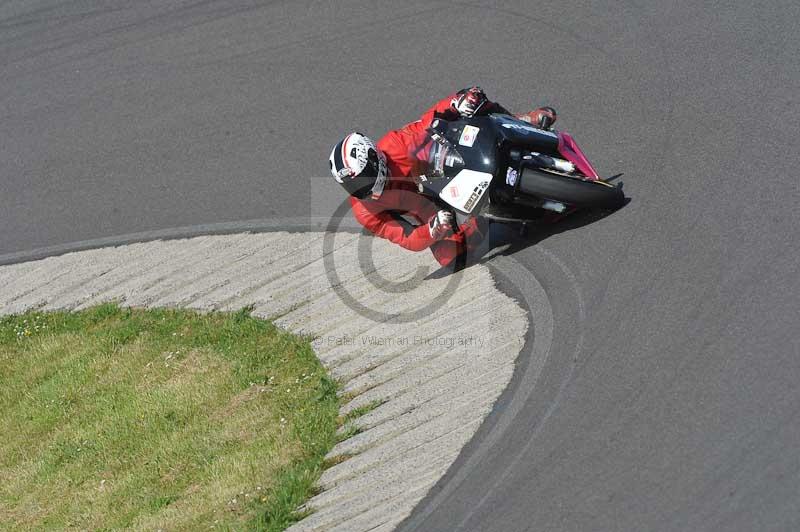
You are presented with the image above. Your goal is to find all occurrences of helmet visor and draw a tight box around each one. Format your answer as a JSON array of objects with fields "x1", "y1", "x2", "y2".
[{"x1": 358, "y1": 148, "x2": 382, "y2": 178}]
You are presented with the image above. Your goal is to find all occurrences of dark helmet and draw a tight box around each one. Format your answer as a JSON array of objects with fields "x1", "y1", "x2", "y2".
[{"x1": 329, "y1": 132, "x2": 388, "y2": 199}]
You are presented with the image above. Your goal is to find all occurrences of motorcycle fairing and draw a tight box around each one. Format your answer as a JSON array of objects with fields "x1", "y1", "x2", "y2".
[
  {"x1": 557, "y1": 132, "x2": 600, "y2": 180},
  {"x1": 439, "y1": 169, "x2": 493, "y2": 214}
]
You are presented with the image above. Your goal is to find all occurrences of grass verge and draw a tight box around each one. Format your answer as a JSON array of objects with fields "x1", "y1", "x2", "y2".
[{"x1": 0, "y1": 303, "x2": 340, "y2": 531}]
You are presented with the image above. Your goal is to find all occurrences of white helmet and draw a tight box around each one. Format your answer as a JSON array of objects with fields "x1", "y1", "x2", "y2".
[{"x1": 329, "y1": 132, "x2": 388, "y2": 199}]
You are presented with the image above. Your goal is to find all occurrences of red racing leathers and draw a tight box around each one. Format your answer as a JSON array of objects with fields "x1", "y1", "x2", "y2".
[{"x1": 349, "y1": 92, "x2": 505, "y2": 267}]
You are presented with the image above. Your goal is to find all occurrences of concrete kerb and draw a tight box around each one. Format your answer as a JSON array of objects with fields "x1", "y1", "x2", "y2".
[{"x1": 0, "y1": 223, "x2": 530, "y2": 532}]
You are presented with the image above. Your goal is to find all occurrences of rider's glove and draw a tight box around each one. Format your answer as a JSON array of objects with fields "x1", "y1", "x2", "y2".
[
  {"x1": 428, "y1": 210, "x2": 454, "y2": 240},
  {"x1": 452, "y1": 86, "x2": 488, "y2": 118}
]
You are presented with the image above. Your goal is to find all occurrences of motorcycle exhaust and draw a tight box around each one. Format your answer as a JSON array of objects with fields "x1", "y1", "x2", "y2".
[{"x1": 524, "y1": 152, "x2": 576, "y2": 174}]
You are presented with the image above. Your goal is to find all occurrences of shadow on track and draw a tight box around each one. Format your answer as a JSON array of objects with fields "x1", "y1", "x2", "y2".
[{"x1": 427, "y1": 197, "x2": 631, "y2": 279}]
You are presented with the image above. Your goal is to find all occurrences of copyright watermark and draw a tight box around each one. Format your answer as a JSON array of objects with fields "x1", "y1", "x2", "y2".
[
  {"x1": 312, "y1": 333, "x2": 497, "y2": 350},
  {"x1": 313, "y1": 177, "x2": 480, "y2": 323}
]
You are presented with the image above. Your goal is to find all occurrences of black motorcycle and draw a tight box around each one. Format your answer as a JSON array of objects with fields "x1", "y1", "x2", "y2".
[{"x1": 418, "y1": 113, "x2": 625, "y2": 228}]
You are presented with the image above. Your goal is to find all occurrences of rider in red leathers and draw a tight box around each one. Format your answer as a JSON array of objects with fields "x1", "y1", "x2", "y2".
[{"x1": 329, "y1": 87, "x2": 556, "y2": 267}]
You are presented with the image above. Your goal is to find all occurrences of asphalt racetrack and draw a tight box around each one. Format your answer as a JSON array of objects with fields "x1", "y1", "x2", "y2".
[{"x1": 2, "y1": 1, "x2": 799, "y2": 531}]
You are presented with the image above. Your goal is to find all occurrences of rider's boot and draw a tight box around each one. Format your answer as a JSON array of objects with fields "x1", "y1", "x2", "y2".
[{"x1": 517, "y1": 106, "x2": 557, "y2": 130}]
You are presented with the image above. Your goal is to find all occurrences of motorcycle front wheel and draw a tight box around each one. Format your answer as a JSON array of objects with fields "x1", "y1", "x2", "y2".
[{"x1": 518, "y1": 166, "x2": 625, "y2": 209}]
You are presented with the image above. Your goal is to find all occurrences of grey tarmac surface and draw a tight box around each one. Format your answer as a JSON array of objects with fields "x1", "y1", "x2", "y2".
[{"x1": 2, "y1": 1, "x2": 799, "y2": 531}]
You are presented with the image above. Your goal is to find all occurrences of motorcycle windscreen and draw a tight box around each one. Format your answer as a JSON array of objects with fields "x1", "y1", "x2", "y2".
[{"x1": 426, "y1": 136, "x2": 465, "y2": 178}]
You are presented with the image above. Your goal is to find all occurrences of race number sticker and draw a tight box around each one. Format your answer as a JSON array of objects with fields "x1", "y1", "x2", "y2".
[
  {"x1": 458, "y1": 125, "x2": 480, "y2": 147},
  {"x1": 440, "y1": 169, "x2": 493, "y2": 213}
]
